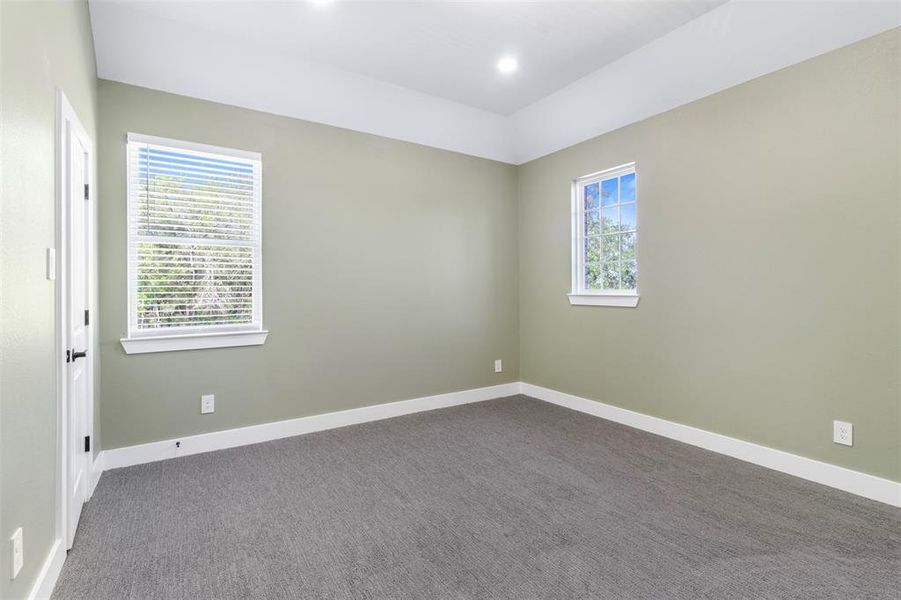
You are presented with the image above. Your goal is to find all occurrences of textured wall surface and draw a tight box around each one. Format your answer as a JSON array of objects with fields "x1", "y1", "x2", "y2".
[
  {"x1": 98, "y1": 80, "x2": 519, "y2": 450},
  {"x1": 0, "y1": 1, "x2": 98, "y2": 598},
  {"x1": 518, "y1": 30, "x2": 900, "y2": 482}
]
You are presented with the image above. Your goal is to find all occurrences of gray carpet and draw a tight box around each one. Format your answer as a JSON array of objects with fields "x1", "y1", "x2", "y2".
[{"x1": 53, "y1": 395, "x2": 900, "y2": 600}]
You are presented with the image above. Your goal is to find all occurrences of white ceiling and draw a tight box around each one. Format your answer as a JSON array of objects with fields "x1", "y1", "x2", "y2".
[
  {"x1": 92, "y1": 1, "x2": 727, "y2": 115},
  {"x1": 89, "y1": 1, "x2": 901, "y2": 164}
]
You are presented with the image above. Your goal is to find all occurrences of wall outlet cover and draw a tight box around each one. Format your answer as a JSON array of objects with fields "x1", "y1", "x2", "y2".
[
  {"x1": 10, "y1": 527, "x2": 23, "y2": 579},
  {"x1": 494, "y1": 359, "x2": 502, "y2": 373},
  {"x1": 201, "y1": 394, "x2": 215, "y2": 414},
  {"x1": 833, "y1": 420, "x2": 853, "y2": 447}
]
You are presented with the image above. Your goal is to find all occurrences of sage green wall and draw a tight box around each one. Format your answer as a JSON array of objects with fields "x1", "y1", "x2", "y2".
[
  {"x1": 0, "y1": 1, "x2": 97, "y2": 598},
  {"x1": 98, "y1": 30, "x2": 899, "y2": 484},
  {"x1": 98, "y1": 80, "x2": 519, "y2": 450},
  {"x1": 518, "y1": 29, "x2": 900, "y2": 482}
]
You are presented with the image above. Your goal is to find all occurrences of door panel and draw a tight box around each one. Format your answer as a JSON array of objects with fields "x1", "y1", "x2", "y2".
[{"x1": 66, "y1": 125, "x2": 91, "y2": 549}]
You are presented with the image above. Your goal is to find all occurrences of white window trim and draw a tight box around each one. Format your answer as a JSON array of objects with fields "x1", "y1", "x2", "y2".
[
  {"x1": 567, "y1": 292, "x2": 639, "y2": 307},
  {"x1": 569, "y1": 162, "x2": 640, "y2": 308},
  {"x1": 120, "y1": 133, "x2": 266, "y2": 354},
  {"x1": 120, "y1": 330, "x2": 269, "y2": 355}
]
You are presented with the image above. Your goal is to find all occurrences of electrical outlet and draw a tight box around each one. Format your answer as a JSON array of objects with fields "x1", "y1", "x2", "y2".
[
  {"x1": 201, "y1": 394, "x2": 215, "y2": 414},
  {"x1": 494, "y1": 359, "x2": 502, "y2": 373},
  {"x1": 10, "y1": 528, "x2": 23, "y2": 579},
  {"x1": 833, "y1": 420, "x2": 853, "y2": 447}
]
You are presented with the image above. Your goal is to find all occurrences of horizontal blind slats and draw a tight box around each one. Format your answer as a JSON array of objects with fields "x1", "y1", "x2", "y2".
[
  {"x1": 135, "y1": 145, "x2": 253, "y2": 168},
  {"x1": 130, "y1": 183, "x2": 256, "y2": 203},
  {"x1": 129, "y1": 138, "x2": 261, "y2": 333},
  {"x1": 132, "y1": 221, "x2": 254, "y2": 233},
  {"x1": 130, "y1": 236, "x2": 256, "y2": 248},
  {"x1": 128, "y1": 194, "x2": 256, "y2": 214},
  {"x1": 137, "y1": 154, "x2": 255, "y2": 176},
  {"x1": 136, "y1": 207, "x2": 255, "y2": 221},
  {"x1": 138, "y1": 285, "x2": 252, "y2": 298},
  {"x1": 135, "y1": 166, "x2": 254, "y2": 184}
]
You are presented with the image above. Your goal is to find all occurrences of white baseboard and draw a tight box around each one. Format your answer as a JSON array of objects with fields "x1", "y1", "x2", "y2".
[
  {"x1": 31, "y1": 462, "x2": 103, "y2": 600},
  {"x1": 96, "y1": 379, "x2": 900, "y2": 508},
  {"x1": 102, "y1": 382, "x2": 521, "y2": 471},
  {"x1": 27, "y1": 538, "x2": 65, "y2": 600},
  {"x1": 522, "y1": 383, "x2": 901, "y2": 508}
]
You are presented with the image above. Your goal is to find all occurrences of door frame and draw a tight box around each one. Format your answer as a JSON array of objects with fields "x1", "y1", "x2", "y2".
[{"x1": 55, "y1": 89, "x2": 97, "y2": 549}]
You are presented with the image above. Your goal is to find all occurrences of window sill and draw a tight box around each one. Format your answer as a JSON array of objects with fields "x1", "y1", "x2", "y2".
[
  {"x1": 120, "y1": 330, "x2": 269, "y2": 355},
  {"x1": 568, "y1": 293, "x2": 640, "y2": 307}
]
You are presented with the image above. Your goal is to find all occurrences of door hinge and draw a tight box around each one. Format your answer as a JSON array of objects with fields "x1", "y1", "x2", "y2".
[
  {"x1": 84, "y1": 184, "x2": 89, "y2": 200},
  {"x1": 84, "y1": 436, "x2": 91, "y2": 453},
  {"x1": 84, "y1": 309, "x2": 90, "y2": 326},
  {"x1": 66, "y1": 349, "x2": 71, "y2": 363}
]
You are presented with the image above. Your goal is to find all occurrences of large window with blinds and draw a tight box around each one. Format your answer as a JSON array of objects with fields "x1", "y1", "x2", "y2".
[{"x1": 121, "y1": 133, "x2": 266, "y2": 354}]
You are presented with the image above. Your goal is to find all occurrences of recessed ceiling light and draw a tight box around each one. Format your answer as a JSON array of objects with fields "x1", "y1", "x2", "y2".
[
  {"x1": 309, "y1": 0, "x2": 333, "y2": 6},
  {"x1": 497, "y1": 56, "x2": 518, "y2": 75}
]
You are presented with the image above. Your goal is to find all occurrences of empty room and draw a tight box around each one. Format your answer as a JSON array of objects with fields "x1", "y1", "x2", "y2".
[{"x1": 1, "y1": 0, "x2": 899, "y2": 598}]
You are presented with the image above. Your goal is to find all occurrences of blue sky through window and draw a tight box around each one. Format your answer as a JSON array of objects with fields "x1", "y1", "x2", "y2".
[
  {"x1": 601, "y1": 177, "x2": 618, "y2": 206},
  {"x1": 584, "y1": 182, "x2": 599, "y2": 209},
  {"x1": 620, "y1": 172, "x2": 636, "y2": 202},
  {"x1": 621, "y1": 204, "x2": 636, "y2": 229},
  {"x1": 138, "y1": 147, "x2": 254, "y2": 190},
  {"x1": 580, "y1": 167, "x2": 637, "y2": 292}
]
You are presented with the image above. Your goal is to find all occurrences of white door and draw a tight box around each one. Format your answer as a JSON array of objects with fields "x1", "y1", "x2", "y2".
[{"x1": 65, "y1": 117, "x2": 92, "y2": 549}]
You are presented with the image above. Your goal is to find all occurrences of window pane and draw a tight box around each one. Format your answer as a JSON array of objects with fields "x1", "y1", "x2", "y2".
[
  {"x1": 128, "y1": 137, "x2": 261, "y2": 335},
  {"x1": 601, "y1": 177, "x2": 618, "y2": 206},
  {"x1": 620, "y1": 203, "x2": 637, "y2": 231},
  {"x1": 585, "y1": 236, "x2": 601, "y2": 264},
  {"x1": 602, "y1": 234, "x2": 620, "y2": 262},
  {"x1": 574, "y1": 165, "x2": 637, "y2": 296},
  {"x1": 603, "y1": 262, "x2": 620, "y2": 289},
  {"x1": 621, "y1": 231, "x2": 636, "y2": 261},
  {"x1": 585, "y1": 260, "x2": 602, "y2": 289},
  {"x1": 602, "y1": 206, "x2": 618, "y2": 233},
  {"x1": 620, "y1": 172, "x2": 636, "y2": 202},
  {"x1": 136, "y1": 147, "x2": 256, "y2": 242},
  {"x1": 584, "y1": 210, "x2": 601, "y2": 237},
  {"x1": 621, "y1": 260, "x2": 637, "y2": 290},
  {"x1": 136, "y1": 242, "x2": 253, "y2": 329},
  {"x1": 584, "y1": 182, "x2": 599, "y2": 210}
]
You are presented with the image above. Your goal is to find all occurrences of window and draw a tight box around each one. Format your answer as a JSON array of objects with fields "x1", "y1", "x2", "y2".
[
  {"x1": 120, "y1": 133, "x2": 267, "y2": 354},
  {"x1": 569, "y1": 162, "x2": 639, "y2": 307}
]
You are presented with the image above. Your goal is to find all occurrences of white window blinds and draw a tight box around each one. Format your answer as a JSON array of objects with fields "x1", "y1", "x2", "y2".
[{"x1": 126, "y1": 133, "x2": 262, "y2": 337}]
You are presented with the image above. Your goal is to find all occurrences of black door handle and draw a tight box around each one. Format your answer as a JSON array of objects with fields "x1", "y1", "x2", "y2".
[{"x1": 68, "y1": 349, "x2": 87, "y2": 362}]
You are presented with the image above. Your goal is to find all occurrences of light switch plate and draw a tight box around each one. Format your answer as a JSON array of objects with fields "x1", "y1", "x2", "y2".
[
  {"x1": 494, "y1": 359, "x2": 502, "y2": 373},
  {"x1": 46, "y1": 248, "x2": 56, "y2": 281},
  {"x1": 10, "y1": 527, "x2": 23, "y2": 579}
]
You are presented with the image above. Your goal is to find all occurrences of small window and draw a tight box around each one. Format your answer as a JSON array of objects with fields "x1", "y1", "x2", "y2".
[
  {"x1": 120, "y1": 133, "x2": 267, "y2": 354},
  {"x1": 569, "y1": 163, "x2": 639, "y2": 307}
]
